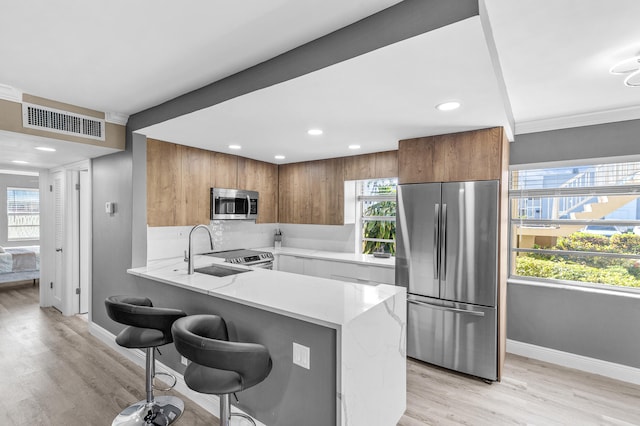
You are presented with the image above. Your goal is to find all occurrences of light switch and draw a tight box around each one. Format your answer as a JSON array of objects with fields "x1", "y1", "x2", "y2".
[
  {"x1": 293, "y1": 342, "x2": 310, "y2": 369},
  {"x1": 105, "y1": 201, "x2": 115, "y2": 214}
]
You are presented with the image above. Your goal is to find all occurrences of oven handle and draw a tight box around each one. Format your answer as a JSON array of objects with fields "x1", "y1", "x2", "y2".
[{"x1": 250, "y1": 261, "x2": 274, "y2": 269}]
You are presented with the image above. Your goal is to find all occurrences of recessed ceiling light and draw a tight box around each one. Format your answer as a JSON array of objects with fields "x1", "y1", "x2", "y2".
[
  {"x1": 35, "y1": 146, "x2": 56, "y2": 152},
  {"x1": 274, "y1": 155, "x2": 285, "y2": 160},
  {"x1": 348, "y1": 145, "x2": 361, "y2": 150},
  {"x1": 228, "y1": 144, "x2": 241, "y2": 150},
  {"x1": 436, "y1": 101, "x2": 461, "y2": 111},
  {"x1": 12, "y1": 160, "x2": 29, "y2": 164},
  {"x1": 307, "y1": 129, "x2": 323, "y2": 136}
]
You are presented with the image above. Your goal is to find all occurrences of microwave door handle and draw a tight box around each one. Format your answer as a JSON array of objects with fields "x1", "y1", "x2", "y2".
[{"x1": 246, "y1": 195, "x2": 251, "y2": 218}]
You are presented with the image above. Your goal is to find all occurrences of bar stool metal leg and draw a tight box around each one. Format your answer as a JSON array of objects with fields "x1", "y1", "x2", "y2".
[
  {"x1": 112, "y1": 348, "x2": 184, "y2": 426},
  {"x1": 219, "y1": 394, "x2": 256, "y2": 426}
]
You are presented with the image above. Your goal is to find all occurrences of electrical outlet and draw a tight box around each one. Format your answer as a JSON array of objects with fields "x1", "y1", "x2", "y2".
[
  {"x1": 292, "y1": 342, "x2": 310, "y2": 369},
  {"x1": 181, "y1": 356, "x2": 188, "y2": 366}
]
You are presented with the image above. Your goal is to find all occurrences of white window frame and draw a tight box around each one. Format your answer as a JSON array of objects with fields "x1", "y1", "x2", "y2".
[
  {"x1": 509, "y1": 161, "x2": 640, "y2": 294},
  {"x1": 7, "y1": 186, "x2": 40, "y2": 241},
  {"x1": 356, "y1": 178, "x2": 397, "y2": 254}
]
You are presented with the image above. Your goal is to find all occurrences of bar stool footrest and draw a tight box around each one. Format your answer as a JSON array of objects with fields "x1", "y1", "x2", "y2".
[{"x1": 153, "y1": 371, "x2": 177, "y2": 391}]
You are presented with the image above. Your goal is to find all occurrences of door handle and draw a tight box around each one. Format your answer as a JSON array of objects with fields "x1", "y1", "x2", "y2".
[
  {"x1": 440, "y1": 203, "x2": 447, "y2": 280},
  {"x1": 408, "y1": 299, "x2": 485, "y2": 317},
  {"x1": 55, "y1": 248, "x2": 63, "y2": 252},
  {"x1": 433, "y1": 204, "x2": 439, "y2": 280}
]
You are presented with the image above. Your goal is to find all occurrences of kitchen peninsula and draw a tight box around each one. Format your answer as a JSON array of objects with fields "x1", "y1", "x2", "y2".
[{"x1": 127, "y1": 254, "x2": 406, "y2": 426}]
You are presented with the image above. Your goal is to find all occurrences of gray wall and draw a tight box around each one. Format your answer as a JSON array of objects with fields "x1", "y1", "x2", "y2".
[
  {"x1": 508, "y1": 118, "x2": 640, "y2": 369},
  {"x1": 0, "y1": 173, "x2": 39, "y2": 247},
  {"x1": 511, "y1": 118, "x2": 640, "y2": 167},
  {"x1": 130, "y1": 277, "x2": 336, "y2": 426}
]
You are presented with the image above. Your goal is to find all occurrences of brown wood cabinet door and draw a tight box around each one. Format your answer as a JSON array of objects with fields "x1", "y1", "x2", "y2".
[
  {"x1": 399, "y1": 127, "x2": 505, "y2": 183},
  {"x1": 237, "y1": 157, "x2": 279, "y2": 223},
  {"x1": 279, "y1": 158, "x2": 344, "y2": 225},
  {"x1": 147, "y1": 138, "x2": 182, "y2": 226},
  {"x1": 374, "y1": 150, "x2": 398, "y2": 178},
  {"x1": 398, "y1": 137, "x2": 442, "y2": 184},
  {"x1": 344, "y1": 153, "x2": 375, "y2": 181},
  {"x1": 278, "y1": 162, "x2": 307, "y2": 224},
  {"x1": 179, "y1": 145, "x2": 211, "y2": 225},
  {"x1": 310, "y1": 158, "x2": 344, "y2": 225},
  {"x1": 211, "y1": 152, "x2": 238, "y2": 189},
  {"x1": 440, "y1": 127, "x2": 504, "y2": 182},
  {"x1": 343, "y1": 150, "x2": 398, "y2": 181}
]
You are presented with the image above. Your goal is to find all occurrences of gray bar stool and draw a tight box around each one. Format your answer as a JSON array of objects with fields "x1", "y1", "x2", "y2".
[
  {"x1": 171, "y1": 314, "x2": 272, "y2": 426},
  {"x1": 105, "y1": 295, "x2": 187, "y2": 426}
]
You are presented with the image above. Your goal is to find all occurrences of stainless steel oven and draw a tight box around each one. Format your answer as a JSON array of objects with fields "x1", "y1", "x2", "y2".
[
  {"x1": 211, "y1": 188, "x2": 258, "y2": 220},
  {"x1": 204, "y1": 249, "x2": 274, "y2": 270}
]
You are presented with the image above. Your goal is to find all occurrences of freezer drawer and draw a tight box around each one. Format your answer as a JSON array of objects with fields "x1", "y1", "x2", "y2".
[{"x1": 407, "y1": 295, "x2": 497, "y2": 381}]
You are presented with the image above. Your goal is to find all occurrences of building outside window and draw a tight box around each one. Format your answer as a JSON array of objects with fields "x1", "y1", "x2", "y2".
[
  {"x1": 509, "y1": 161, "x2": 640, "y2": 291},
  {"x1": 7, "y1": 187, "x2": 40, "y2": 240},
  {"x1": 357, "y1": 178, "x2": 397, "y2": 255}
]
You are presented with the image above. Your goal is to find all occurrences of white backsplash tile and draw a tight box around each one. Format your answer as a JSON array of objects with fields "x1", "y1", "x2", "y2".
[
  {"x1": 278, "y1": 223, "x2": 356, "y2": 252},
  {"x1": 147, "y1": 222, "x2": 356, "y2": 261},
  {"x1": 147, "y1": 221, "x2": 278, "y2": 261}
]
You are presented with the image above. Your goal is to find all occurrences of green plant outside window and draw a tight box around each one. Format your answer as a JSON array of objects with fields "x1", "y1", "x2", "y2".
[
  {"x1": 359, "y1": 179, "x2": 397, "y2": 255},
  {"x1": 510, "y1": 161, "x2": 640, "y2": 291}
]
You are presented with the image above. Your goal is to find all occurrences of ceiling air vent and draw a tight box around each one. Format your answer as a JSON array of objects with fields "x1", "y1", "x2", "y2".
[{"x1": 22, "y1": 103, "x2": 105, "y2": 141}]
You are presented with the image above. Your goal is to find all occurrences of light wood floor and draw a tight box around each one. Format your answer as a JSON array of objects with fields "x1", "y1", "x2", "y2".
[{"x1": 2, "y1": 282, "x2": 640, "y2": 426}]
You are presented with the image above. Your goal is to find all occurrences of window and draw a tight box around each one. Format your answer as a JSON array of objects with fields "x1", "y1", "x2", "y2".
[
  {"x1": 509, "y1": 161, "x2": 640, "y2": 291},
  {"x1": 7, "y1": 187, "x2": 40, "y2": 240},
  {"x1": 357, "y1": 178, "x2": 397, "y2": 254}
]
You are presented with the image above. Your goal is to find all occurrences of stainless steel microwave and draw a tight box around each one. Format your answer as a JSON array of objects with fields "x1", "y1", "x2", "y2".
[{"x1": 210, "y1": 188, "x2": 258, "y2": 220}]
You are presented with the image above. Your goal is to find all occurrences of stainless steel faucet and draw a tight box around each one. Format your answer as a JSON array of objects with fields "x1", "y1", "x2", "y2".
[{"x1": 187, "y1": 224, "x2": 214, "y2": 274}]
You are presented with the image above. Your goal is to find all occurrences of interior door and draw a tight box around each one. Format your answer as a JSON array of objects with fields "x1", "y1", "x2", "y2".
[
  {"x1": 440, "y1": 181, "x2": 499, "y2": 306},
  {"x1": 52, "y1": 171, "x2": 64, "y2": 312},
  {"x1": 79, "y1": 170, "x2": 90, "y2": 314},
  {"x1": 396, "y1": 183, "x2": 441, "y2": 298}
]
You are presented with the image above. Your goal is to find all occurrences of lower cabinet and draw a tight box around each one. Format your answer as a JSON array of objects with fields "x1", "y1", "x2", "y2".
[{"x1": 277, "y1": 254, "x2": 395, "y2": 285}]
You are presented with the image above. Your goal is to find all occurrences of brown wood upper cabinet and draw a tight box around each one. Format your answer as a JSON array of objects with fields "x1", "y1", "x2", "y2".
[
  {"x1": 343, "y1": 150, "x2": 398, "y2": 181},
  {"x1": 147, "y1": 138, "x2": 183, "y2": 227},
  {"x1": 147, "y1": 139, "x2": 278, "y2": 226},
  {"x1": 398, "y1": 127, "x2": 508, "y2": 184},
  {"x1": 279, "y1": 158, "x2": 345, "y2": 225},
  {"x1": 237, "y1": 157, "x2": 278, "y2": 224}
]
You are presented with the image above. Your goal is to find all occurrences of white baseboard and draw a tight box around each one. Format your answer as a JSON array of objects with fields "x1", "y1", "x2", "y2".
[
  {"x1": 507, "y1": 339, "x2": 640, "y2": 386},
  {"x1": 89, "y1": 321, "x2": 266, "y2": 426}
]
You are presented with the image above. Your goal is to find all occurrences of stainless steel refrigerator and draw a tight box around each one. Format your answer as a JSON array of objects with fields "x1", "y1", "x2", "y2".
[{"x1": 395, "y1": 180, "x2": 499, "y2": 381}]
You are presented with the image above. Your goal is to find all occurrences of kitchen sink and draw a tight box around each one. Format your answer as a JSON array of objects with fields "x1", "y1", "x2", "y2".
[{"x1": 194, "y1": 264, "x2": 251, "y2": 277}]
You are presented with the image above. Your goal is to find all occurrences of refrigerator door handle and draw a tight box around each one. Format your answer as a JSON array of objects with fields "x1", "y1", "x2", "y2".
[
  {"x1": 434, "y1": 203, "x2": 440, "y2": 280},
  {"x1": 441, "y1": 203, "x2": 447, "y2": 280},
  {"x1": 407, "y1": 298, "x2": 485, "y2": 317}
]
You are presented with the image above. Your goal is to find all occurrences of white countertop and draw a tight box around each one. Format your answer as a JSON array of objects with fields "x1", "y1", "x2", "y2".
[
  {"x1": 128, "y1": 255, "x2": 404, "y2": 329},
  {"x1": 259, "y1": 246, "x2": 395, "y2": 268}
]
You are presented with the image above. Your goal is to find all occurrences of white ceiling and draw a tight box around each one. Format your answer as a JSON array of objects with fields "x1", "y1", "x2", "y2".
[
  {"x1": 140, "y1": 17, "x2": 510, "y2": 163},
  {"x1": 484, "y1": 0, "x2": 640, "y2": 132},
  {"x1": 1, "y1": 0, "x2": 640, "y2": 169}
]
